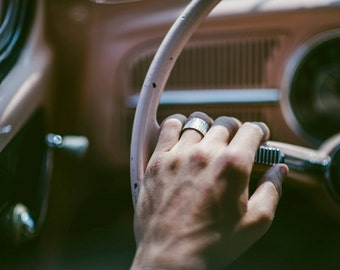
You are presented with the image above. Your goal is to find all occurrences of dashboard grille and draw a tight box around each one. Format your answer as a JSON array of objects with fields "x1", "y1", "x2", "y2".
[
  {"x1": 131, "y1": 35, "x2": 283, "y2": 92},
  {"x1": 125, "y1": 34, "x2": 287, "y2": 149}
]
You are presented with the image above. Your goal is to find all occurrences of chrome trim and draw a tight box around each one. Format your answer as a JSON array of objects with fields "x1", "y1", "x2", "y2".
[
  {"x1": 255, "y1": 146, "x2": 284, "y2": 166},
  {"x1": 280, "y1": 28, "x2": 340, "y2": 146},
  {"x1": 264, "y1": 141, "x2": 332, "y2": 174},
  {"x1": 127, "y1": 89, "x2": 281, "y2": 108}
]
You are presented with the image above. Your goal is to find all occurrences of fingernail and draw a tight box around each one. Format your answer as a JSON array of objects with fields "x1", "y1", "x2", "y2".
[
  {"x1": 252, "y1": 122, "x2": 270, "y2": 139},
  {"x1": 162, "y1": 114, "x2": 186, "y2": 126}
]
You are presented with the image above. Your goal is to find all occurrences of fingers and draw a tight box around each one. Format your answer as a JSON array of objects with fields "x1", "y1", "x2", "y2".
[
  {"x1": 229, "y1": 164, "x2": 288, "y2": 252},
  {"x1": 202, "y1": 116, "x2": 241, "y2": 145},
  {"x1": 229, "y1": 122, "x2": 270, "y2": 152},
  {"x1": 155, "y1": 114, "x2": 186, "y2": 152},
  {"x1": 226, "y1": 122, "x2": 270, "y2": 175},
  {"x1": 255, "y1": 164, "x2": 289, "y2": 199},
  {"x1": 157, "y1": 113, "x2": 268, "y2": 157},
  {"x1": 156, "y1": 112, "x2": 237, "y2": 153},
  {"x1": 177, "y1": 112, "x2": 213, "y2": 146},
  {"x1": 242, "y1": 164, "x2": 288, "y2": 234}
]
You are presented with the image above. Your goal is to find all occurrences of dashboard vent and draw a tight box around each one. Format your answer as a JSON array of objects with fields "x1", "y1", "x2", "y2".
[{"x1": 131, "y1": 35, "x2": 283, "y2": 93}]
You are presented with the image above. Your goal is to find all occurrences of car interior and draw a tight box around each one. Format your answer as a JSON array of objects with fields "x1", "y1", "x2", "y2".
[{"x1": 0, "y1": 0, "x2": 340, "y2": 269}]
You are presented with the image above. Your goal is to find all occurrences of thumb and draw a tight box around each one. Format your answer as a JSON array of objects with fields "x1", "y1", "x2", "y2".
[{"x1": 242, "y1": 164, "x2": 288, "y2": 237}]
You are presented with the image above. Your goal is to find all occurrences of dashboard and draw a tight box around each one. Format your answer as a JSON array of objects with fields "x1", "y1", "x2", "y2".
[
  {"x1": 0, "y1": 0, "x2": 340, "y2": 268},
  {"x1": 46, "y1": 0, "x2": 340, "y2": 169}
]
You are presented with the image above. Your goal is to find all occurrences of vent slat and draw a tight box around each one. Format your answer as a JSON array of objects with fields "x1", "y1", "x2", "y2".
[{"x1": 131, "y1": 36, "x2": 282, "y2": 93}]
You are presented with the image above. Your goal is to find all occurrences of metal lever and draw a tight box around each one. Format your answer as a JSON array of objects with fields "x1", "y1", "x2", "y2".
[
  {"x1": 254, "y1": 142, "x2": 331, "y2": 175},
  {"x1": 32, "y1": 134, "x2": 89, "y2": 233},
  {"x1": 0, "y1": 134, "x2": 89, "y2": 246},
  {"x1": 255, "y1": 146, "x2": 285, "y2": 165},
  {"x1": 254, "y1": 136, "x2": 340, "y2": 204},
  {"x1": 46, "y1": 134, "x2": 89, "y2": 158}
]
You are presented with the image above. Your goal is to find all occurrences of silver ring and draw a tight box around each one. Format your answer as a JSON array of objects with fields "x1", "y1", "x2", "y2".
[{"x1": 182, "y1": 117, "x2": 210, "y2": 136}]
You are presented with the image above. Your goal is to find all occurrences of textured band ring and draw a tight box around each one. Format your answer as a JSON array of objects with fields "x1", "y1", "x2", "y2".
[{"x1": 182, "y1": 117, "x2": 210, "y2": 136}]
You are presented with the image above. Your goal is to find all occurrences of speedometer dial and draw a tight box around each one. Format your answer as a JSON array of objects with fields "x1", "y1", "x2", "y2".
[{"x1": 283, "y1": 30, "x2": 340, "y2": 144}]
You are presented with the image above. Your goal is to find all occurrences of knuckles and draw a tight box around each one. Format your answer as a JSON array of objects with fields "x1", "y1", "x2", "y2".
[
  {"x1": 162, "y1": 117, "x2": 184, "y2": 131},
  {"x1": 252, "y1": 207, "x2": 275, "y2": 231},
  {"x1": 188, "y1": 147, "x2": 210, "y2": 170},
  {"x1": 168, "y1": 157, "x2": 181, "y2": 174},
  {"x1": 242, "y1": 122, "x2": 269, "y2": 139}
]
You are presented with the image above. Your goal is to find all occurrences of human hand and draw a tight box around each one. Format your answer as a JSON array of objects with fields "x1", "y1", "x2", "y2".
[{"x1": 131, "y1": 112, "x2": 288, "y2": 270}]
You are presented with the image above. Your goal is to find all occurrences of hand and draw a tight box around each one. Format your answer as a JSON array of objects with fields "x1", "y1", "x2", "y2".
[{"x1": 131, "y1": 112, "x2": 288, "y2": 270}]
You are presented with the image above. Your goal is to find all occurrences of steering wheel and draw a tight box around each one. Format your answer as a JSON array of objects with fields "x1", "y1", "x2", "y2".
[
  {"x1": 130, "y1": 0, "x2": 220, "y2": 206},
  {"x1": 130, "y1": 0, "x2": 340, "y2": 208}
]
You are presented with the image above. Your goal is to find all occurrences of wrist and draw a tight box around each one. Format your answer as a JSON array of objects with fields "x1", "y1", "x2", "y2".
[{"x1": 131, "y1": 240, "x2": 206, "y2": 270}]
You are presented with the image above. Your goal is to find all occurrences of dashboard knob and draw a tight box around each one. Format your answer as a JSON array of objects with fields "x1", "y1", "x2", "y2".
[
  {"x1": 46, "y1": 134, "x2": 89, "y2": 158},
  {"x1": 0, "y1": 203, "x2": 36, "y2": 246}
]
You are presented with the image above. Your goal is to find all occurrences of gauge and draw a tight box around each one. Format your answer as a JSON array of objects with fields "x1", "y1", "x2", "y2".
[
  {"x1": 283, "y1": 30, "x2": 340, "y2": 144},
  {"x1": 314, "y1": 64, "x2": 340, "y2": 116}
]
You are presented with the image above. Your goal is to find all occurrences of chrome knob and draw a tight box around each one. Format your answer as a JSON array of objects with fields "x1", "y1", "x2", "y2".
[
  {"x1": 0, "y1": 203, "x2": 36, "y2": 246},
  {"x1": 46, "y1": 133, "x2": 89, "y2": 158}
]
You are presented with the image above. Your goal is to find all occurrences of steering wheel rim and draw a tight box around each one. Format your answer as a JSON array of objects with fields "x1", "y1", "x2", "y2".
[{"x1": 130, "y1": 0, "x2": 221, "y2": 207}]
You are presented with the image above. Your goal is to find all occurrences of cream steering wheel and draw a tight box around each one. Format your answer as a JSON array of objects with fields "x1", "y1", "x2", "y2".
[{"x1": 130, "y1": 0, "x2": 221, "y2": 207}]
